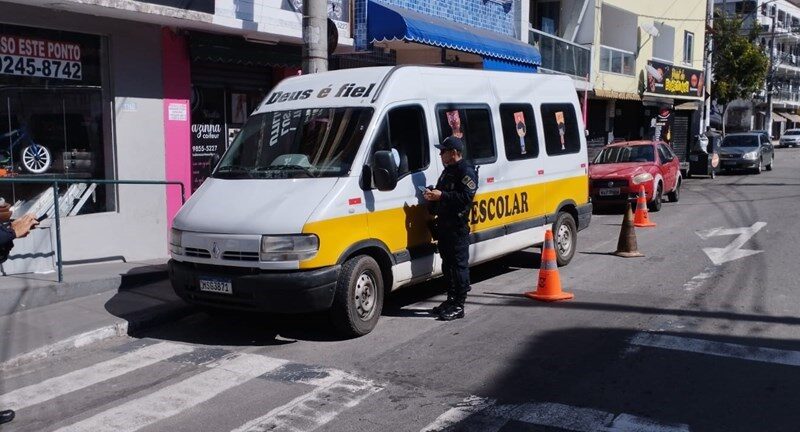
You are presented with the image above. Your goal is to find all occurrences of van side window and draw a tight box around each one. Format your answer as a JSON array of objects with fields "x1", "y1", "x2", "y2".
[
  {"x1": 540, "y1": 103, "x2": 580, "y2": 156},
  {"x1": 499, "y1": 104, "x2": 539, "y2": 160},
  {"x1": 369, "y1": 105, "x2": 429, "y2": 177},
  {"x1": 436, "y1": 106, "x2": 497, "y2": 164}
]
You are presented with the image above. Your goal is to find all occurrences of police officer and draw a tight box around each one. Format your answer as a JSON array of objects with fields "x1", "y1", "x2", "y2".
[{"x1": 423, "y1": 136, "x2": 478, "y2": 321}]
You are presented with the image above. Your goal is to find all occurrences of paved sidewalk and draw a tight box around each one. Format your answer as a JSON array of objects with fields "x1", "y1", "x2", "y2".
[{"x1": 0, "y1": 261, "x2": 193, "y2": 370}]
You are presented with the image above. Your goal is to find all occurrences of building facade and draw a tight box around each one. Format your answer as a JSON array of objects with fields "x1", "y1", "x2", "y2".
[{"x1": 715, "y1": 0, "x2": 800, "y2": 137}]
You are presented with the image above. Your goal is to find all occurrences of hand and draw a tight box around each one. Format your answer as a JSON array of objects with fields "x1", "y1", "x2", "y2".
[
  {"x1": 11, "y1": 214, "x2": 38, "y2": 238},
  {"x1": 423, "y1": 188, "x2": 442, "y2": 201}
]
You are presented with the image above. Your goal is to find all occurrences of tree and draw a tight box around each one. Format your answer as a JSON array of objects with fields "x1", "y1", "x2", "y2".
[{"x1": 711, "y1": 14, "x2": 769, "y2": 133}]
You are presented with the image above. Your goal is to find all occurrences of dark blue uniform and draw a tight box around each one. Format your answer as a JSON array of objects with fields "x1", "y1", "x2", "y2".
[
  {"x1": 434, "y1": 158, "x2": 478, "y2": 308},
  {"x1": 0, "y1": 223, "x2": 15, "y2": 262}
]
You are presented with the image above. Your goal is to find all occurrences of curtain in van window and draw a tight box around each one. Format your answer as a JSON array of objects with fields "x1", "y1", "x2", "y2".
[
  {"x1": 541, "y1": 103, "x2": 580, "y2": 156},
  {"x1": 436, "y1": 107, "x2": 497, "y2": 164}
]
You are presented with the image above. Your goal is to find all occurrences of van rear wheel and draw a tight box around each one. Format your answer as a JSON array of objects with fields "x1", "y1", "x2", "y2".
[
  {"x1": 330, "y1": 255, "x2": 384, "y2": 337},
  {"x1": 552, "y1": 211, "x2": 577, "y2": 267}
]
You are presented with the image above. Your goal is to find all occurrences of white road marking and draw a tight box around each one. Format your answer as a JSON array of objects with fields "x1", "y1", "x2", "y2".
[
  {"x1": 696, "y1": 222, "x2": 767, "y2": 265},
  {"x1": 0, "y1": 341, "x2": 194, "y2": 410},
  {"x1": 54, "y1": 353, "x2": 288, "y2": 432},
  {"x1": 420, "y1": 396, "x2": 496, "y2": 432},
  {"x1": 682, "y1": 267, "x2": 717, "y2": 292},
  {"x1": 231, "y1": 369, "x2": 382, "y2": 432},
  {"x1": 630, "y1": 332, "x2": 800, "y2": 367},
  {"x1": 420, "y1": 397, "x2": 690, "y2": 432}
]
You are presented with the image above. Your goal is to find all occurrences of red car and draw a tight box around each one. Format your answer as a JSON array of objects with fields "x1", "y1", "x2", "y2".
[{"x1": 589, "y1": 140, "x2": 682, "y2": 212}]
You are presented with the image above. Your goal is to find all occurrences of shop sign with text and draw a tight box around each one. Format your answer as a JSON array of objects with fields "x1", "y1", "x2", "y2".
[
  {"x1": 0, "y1": 35, "x2": 82, "y2": 80},
  {"x1": 646, "y1": 60, "x2": 704, "y2": 98}
]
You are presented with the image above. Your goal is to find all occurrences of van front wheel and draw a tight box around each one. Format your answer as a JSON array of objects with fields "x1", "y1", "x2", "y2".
[
  {"x1": 330, "y1": 255, "x2": 384, "y2": 337},
  {"x1": 552, "y1": 211, "x2": 577, "y2": 267}
]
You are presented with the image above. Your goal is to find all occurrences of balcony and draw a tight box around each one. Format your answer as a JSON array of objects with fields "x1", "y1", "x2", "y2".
[
  {"x1": 599, "y1": 45, "x2": 635, "y2": 76},
  {"x1": 529, "y1": 27, "x2": 591, "y2": 78}
]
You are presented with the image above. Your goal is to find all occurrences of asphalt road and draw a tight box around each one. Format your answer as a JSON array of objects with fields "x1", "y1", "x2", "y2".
[{"x1": 3, "y1": 148, "x2": 800, "y2": 432}]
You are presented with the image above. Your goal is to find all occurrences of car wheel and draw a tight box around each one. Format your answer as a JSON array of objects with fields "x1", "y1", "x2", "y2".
[
  {"x1": 754, "y1": 158, "x2": 762, "y2": 175},
  {"x1": 552, "y1": 211, "x2": 577, "y2": 267},
  {"x1": 330, "y1": 255, "x2": 384, "y2": 337},
  {"x1": 647, "y1": 182, "x2": 663, "y2": 212},
  {"x1": 766, "y1": 155, "x2": 773, "y2": 171},
  {"x1": 20, "y1": 144, "x2": 52, "y2": 174},
  {"x1": 667, "y1": 178, "x2": 681, "y2": 202},
  {"x1": 710, "y1": 168, "x2": 716, "y2": 179}
]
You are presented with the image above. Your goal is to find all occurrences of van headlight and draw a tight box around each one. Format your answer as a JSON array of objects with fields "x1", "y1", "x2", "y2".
[
  {"x1": 170, "y1": 228, "x2": 183, "y2": 255},
  {"x1": 260, "y1": 235, "x2": 319, "y2": 262},
  {"x1": 632, "y1": 173, "x2": 654, "y2": 185},
  {"x1": 743, "y1": 151, "x2": 759, "y2": 160}
]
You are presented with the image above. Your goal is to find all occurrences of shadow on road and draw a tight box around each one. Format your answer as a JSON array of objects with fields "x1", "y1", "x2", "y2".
[{"x1": 452, "y1": 327, "x2": 800, "y2": 431}]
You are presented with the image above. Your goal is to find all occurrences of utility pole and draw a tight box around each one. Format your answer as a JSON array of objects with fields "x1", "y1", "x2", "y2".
[
  {"x1": 302, "y1": 0, "x2": 328, "y2": 74},
  {"x1": 766, "y1": 7, "x2": 776, "y2": 137},
  {"x1": 704, "y1": 0, "x2": 714, "y2": 130}
]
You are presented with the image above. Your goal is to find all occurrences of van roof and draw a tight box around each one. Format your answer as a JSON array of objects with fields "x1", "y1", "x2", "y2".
[{"x1": 253, "y1": 66, "x2": 574, "y2": 114}]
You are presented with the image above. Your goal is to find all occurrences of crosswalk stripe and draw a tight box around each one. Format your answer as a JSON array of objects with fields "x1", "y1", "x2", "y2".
[
  {"x1": 630, "y1": 332, "x2": 800, "y2": 367},
  {"x1": 54, "y1": 353, "x2": 287, "y2": 432},
  {"x1": 420, "y1": 398, "x2": 690, "y2": 432},
  {"x1": 231, "y1": 369, "x2": 382, "y2": 432},
  {"x1": 0, "y1": 341, "x2": 194, "y2": 411}
]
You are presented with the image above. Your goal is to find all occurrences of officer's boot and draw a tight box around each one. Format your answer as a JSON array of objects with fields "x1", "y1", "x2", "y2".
[
  {"x1": 431, "y1": 293, "x2": 454, "y2": 316},
  {"x1": 437, "y1": 297, "x2": 465, "y2": 321}
]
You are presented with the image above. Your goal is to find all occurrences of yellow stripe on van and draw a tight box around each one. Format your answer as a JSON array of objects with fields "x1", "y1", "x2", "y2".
[{"x1": 300, "y1": 175, "x2": 588, "y2": 269}]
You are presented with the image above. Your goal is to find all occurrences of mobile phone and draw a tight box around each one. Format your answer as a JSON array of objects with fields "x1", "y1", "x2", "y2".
[{"x1": 417, "y1": 185, "x2": 429, "y2": 193}]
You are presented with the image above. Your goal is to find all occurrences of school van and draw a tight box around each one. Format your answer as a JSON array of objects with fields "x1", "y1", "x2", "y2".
[{"x1": 168, "y1": 66, "x2": 592, "y2": 336}]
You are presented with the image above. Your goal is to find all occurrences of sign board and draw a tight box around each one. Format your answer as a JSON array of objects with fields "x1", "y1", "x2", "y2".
[{"x1": 646, "y1": 60, "x2": 704, "y2": 98}]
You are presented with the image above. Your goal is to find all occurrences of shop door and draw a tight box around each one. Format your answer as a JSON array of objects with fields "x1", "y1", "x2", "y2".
[{"x1": 672, "y1": 111, "x2": 691, "y2": 163}]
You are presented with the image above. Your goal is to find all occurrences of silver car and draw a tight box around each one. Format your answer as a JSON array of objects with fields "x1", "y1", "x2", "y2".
[
  {"x1": 718, "y1": 132, "x2": 775, "y2": 174},
  {"x1": 780, "y1": 129, "x2": 800, "y2": 147}
]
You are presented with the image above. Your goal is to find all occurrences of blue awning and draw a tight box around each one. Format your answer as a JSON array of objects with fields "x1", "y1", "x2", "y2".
[{"x1": 367, "y1": 1, "x2": 541, "y2": 67}]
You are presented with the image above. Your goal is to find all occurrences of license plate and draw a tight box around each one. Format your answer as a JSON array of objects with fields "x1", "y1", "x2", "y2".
[
  {"x1": 599, "y1": 188, "x2": 620, "y2": 196},
  {"x1": 199, "y1": 277, "x2": 233, "y2": 294}
]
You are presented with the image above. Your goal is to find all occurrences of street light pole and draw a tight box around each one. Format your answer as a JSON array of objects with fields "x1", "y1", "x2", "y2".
[{"x1": 302, "y1": 0, "x2": 328, "y2": 74}]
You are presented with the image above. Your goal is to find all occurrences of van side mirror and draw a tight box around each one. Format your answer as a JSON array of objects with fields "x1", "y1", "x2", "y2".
[{"x1": 372, "y1": 150, "x2": 398, "y2": 191}]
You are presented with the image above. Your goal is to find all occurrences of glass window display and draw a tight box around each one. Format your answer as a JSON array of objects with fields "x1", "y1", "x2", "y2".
[{"x1": 0, "y1": 24, "x2": 113, "y2": 215}]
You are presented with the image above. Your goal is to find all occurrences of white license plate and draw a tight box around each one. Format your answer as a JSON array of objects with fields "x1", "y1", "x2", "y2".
[
  {"x1": 199, "y1": 277, "x2": 233, "y2": 294},
  {"x1": 599, "y1": 188, "x2": 620, "y2": 196}
]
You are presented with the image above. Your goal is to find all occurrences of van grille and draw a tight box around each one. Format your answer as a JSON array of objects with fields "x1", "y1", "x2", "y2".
[
  {"x1": 185, "y1": 247, "x2": 211, "y2": 259},
  {"x1": 222, "y1": 251, "x2": 260, "y2": 262}
]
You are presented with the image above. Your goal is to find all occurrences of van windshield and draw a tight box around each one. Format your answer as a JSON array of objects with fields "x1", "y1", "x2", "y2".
[
  {"x1": 214, "y1": 108, "x2": 374, "y2": 179},
  {"x1": 593, "y1": 145, "x2": 655, "y2": 164}
]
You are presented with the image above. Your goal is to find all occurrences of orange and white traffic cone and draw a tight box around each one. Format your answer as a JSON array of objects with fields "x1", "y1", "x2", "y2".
[
  {"x1": 524, "y1": 229, "x2": 574, "y2": 302},
  {"x1": 633, "y1": 185, "x2": 656, "y2": 228}
]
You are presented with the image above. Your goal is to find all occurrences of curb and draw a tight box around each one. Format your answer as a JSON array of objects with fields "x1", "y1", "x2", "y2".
[{"x1": 0, "y1": 301, "x2": 195, "y2": 371}]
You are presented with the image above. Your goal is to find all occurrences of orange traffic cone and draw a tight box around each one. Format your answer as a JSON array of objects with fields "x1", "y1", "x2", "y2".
[
  {"x1": 524, "y1": 229, "x2": 574, "y2": 302},
  {"x1": 633, "y1": 185, "x2": 656, "y2": 228}
]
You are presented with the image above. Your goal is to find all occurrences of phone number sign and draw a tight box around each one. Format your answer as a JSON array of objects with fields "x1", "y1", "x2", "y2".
[{"x1": 0, "y1": 35, "x2": 82, "y2": 80}]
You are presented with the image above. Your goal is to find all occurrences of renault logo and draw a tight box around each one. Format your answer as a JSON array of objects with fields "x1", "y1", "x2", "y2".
[{"x1": 211, "y1": 242, "x2": 221, "y2": 259}]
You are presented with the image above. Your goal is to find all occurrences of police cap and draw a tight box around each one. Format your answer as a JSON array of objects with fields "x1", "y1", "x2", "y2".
[{"x1": 435, "y1": 136, "x2": 464, "y2": 153}]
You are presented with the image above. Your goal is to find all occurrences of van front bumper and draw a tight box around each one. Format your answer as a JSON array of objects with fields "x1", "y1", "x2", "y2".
[{"x1": 169, "y1": 259, "x2": 339, "y2": 313}]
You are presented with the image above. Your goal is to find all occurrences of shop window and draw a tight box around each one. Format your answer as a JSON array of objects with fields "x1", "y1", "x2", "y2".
[
  {"x1": 436, "y1": 105, "x2": 497, "y2": 165},
  {"x1": 0, "y1": 24, "x2": 112, "y2": 216},
  {"x1": 369, "y1": 105, "x2": 429, "y2": 178},
  {"x1": 541, "y1": 103, "x2": 581, "y2": 156},
  {"x1": 499, "y1": 104, "x2": 539, "y2": 161}
]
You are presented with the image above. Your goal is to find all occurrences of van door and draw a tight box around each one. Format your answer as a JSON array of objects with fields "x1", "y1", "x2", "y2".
[{"x1": 364, "y1": 103, "x2": 438, "y2": 283}]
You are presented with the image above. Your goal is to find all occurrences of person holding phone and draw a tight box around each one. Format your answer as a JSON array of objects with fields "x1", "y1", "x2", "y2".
[
  {"x1": 423, "y1": 136, "x2": 478, "y2": 321},
  {"x1": 1, "y1": 198, "x2": 39, "y2": 265}
]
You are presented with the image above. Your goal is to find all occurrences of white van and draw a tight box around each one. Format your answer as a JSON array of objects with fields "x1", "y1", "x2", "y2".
[{"x1": 169, "y1": 66, "x2": 591, "y2": 336}]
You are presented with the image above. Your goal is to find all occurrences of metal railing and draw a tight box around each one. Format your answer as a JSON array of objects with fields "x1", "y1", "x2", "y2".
[
  {"x1": 599, "y1": 45, "x2": 635, "y2": 76},
  {"x1": 0, "y1": 178, "x2": 186, "y2": 282},
  {"x1": 529, "y1": 27, "x2": 591, "y2": 78}
]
